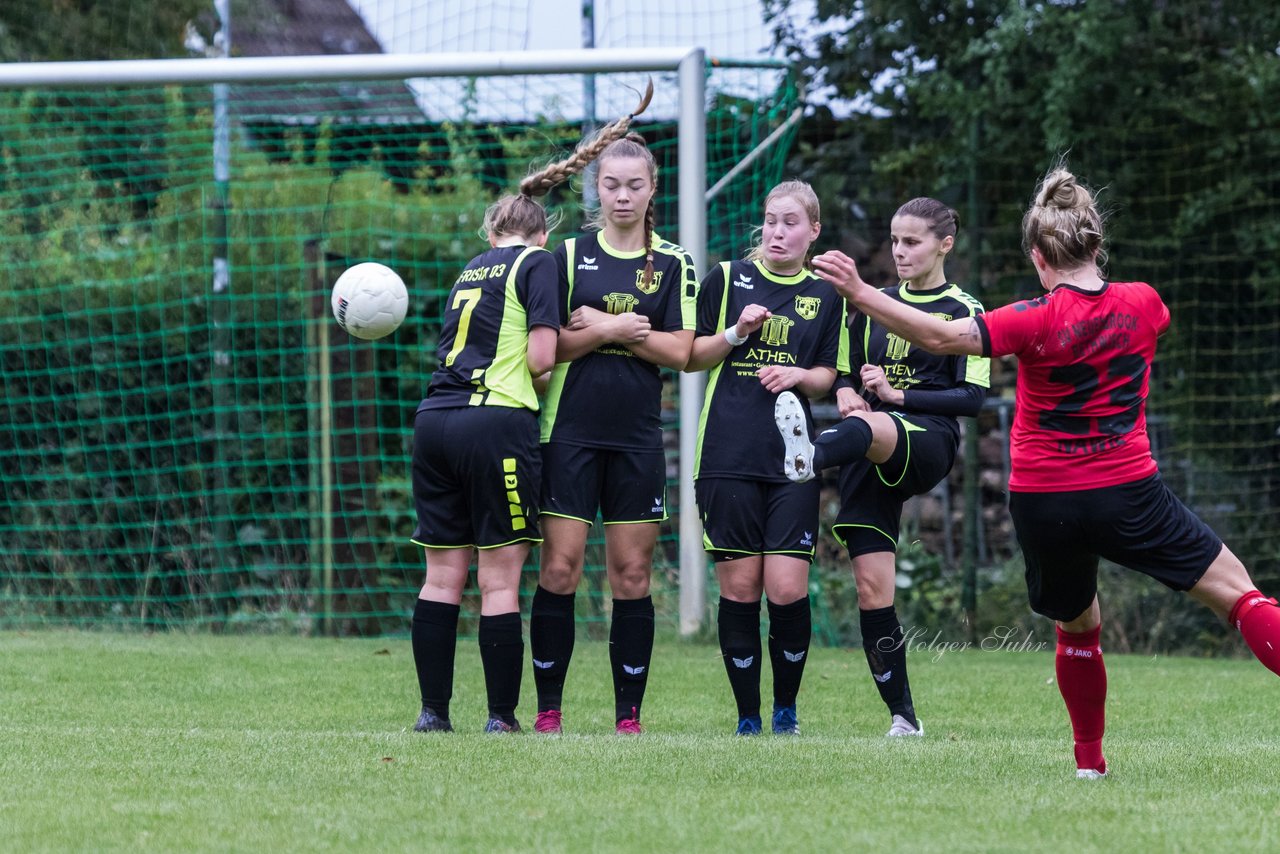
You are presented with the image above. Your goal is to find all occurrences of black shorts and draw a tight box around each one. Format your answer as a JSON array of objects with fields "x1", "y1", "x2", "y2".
[
  {"x1": 539, "y1": 442, "x2": 668, "y2": 525},
  {"x1": 410, "y1": 406, "x2": 542, "y2": 549},
  {"x1": 1009, "y1": 474, "x2": 1223, "y2": 621},
  {"x1": 695, "y1": 477, "x2": 821, "y2": 563},
  {"x1": 832, "y1": 413, "x2": 958, "y2": 557}
]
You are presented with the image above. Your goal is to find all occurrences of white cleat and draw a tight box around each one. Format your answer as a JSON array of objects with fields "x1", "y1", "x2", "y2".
[
  {"x1": 774, "y1": 391, "x2": 815, "y2": 482},
  {"x1": 886, "y1": 714, "x2": 923, "y2": 737},
  {"x1": 1075, "y1": 768, "x2": 1107, "y2": 780}
]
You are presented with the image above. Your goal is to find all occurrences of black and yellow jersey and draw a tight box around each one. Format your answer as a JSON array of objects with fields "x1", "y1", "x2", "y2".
[
  {"x1": 847, "y1": 281, "x2": 990, "y2": 437},
  {"x1": 420, "y1": 244, "x2": 560, "y2": 412},
  {"x1": 694, "y1": 259, "x2": 845, "y2": 481},
  {"x1": 539, "y1": 231, "x2": 697, "y2": 450}
]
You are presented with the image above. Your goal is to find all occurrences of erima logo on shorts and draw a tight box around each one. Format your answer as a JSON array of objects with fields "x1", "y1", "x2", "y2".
[
  {"x1": 578, "y1": 256, "x2": 599, "y2": 270},
  {"x1": 503, "y1": 457, "x2": 526, "y2": 531},
  {"x1": 652, "y1": 497, "x2": 664, "y2": 512},
  {"x1": 800, "y1": 531, "x2": 813, "y2": 546}
]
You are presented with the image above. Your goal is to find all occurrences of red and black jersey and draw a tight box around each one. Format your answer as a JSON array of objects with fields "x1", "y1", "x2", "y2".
[{"x1": 977, "y1": 281, "x2": 1170, "y2": 491}]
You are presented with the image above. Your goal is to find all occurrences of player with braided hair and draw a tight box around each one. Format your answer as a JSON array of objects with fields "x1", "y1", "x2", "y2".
[
  {"x1": 408, "y1": 83, "x2": 655, "y2": 736},
  {"x1": 528, "y1": 81, "x2": 699, "y2": 735}
]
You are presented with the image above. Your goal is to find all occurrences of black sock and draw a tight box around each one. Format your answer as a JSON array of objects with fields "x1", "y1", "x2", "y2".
[
  {"x1": 813, "y1": 415, "x2": 873, "y2": 471},
  {"x1": 768, "y1": 596, "x2": 812, "y2": 709},
  {"x1": 529, "y1": 585, "x2": 576, "y2": 712},
  {"x1": 478, "y1": 612, "x2": 524, "y2": 723},
  {"x1": 860, "y1": 604, "x2": 916, "y2": 726},
  {"x1": 411, "y1": 598, "x2": 460, "y2": 720},
  {"x1": 718, "y1": 597, "x2": 763, "y2": 720},
  {"x1": 610, "y1": 596, "x2": 655, "y2": 721}
]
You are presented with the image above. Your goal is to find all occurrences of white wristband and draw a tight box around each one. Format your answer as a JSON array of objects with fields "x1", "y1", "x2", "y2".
[{"x1": 724, "y1": 327, "x2": 748, "y2": 347}]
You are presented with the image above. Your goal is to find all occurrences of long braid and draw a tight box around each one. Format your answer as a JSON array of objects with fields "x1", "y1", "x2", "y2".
[
  {"x1": 519, "y1": 79, "x2": 654, "y2": 199},
  {"x1": 642, "y1": 190, "x2": 656, "y2": 287}
]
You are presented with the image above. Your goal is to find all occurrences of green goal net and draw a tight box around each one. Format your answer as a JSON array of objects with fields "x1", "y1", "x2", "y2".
[{"x1": 0, "y1": 62, "x2": 800, "y2": 635}]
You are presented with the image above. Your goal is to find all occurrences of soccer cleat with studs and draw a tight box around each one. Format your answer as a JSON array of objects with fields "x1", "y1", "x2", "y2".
[
  {"x1": 771, "y1": 705, "x2": 799, "y2": 735},
  {"x1": 484, "y1": 715, "x2": 521, "y2": 734},
  {"x1": 1076, "y1": 758, "x2": 1108, "y2": 780},
  {"x1": 413, "y1": 706, "x2": 453, "y2": 733},
  {"x1": 616, "y1": 707, "x2": 644, "y2": 735},
  {"x1": 886, "y1": 714, "x2": 924, "y2": 737},
  {"x1": 533, "y1": 709, "x2": 564, "y2": 735},
  {"x1": 735, "y1": 715, "x2": 764, "y2": 736},
  {"x1": 774, "y1": 391, "x2": 816, "y2": 482}
]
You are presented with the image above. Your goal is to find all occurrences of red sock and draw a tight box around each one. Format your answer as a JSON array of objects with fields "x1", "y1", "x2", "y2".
[
  {"x1": 1230, "y1": 590, "x2": 1280, "y2": 677},
  {"x1": 1056, "y1": 624, "x2": 1107, "y2": 774}
]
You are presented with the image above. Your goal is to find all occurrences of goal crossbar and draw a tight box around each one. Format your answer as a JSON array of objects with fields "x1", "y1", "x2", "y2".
[{"x1": 0, "y1": 47, "x2": 711, "y2": 635}]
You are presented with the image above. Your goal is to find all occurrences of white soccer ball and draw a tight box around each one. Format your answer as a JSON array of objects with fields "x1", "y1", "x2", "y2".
[{"x1": 331, "y1": 262, "x2": 409, "y2": 340}]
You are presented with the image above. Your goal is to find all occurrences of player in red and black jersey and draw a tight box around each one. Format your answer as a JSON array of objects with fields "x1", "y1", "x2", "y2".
[
  {"x1": 530, "y1": 116, "x2": 698, "y2": 736},
  {"x1": 686, "y1": 181, "x2": 845, "y2": 736},
  {"x1": 775, "y1": 198, "x2": 990, "y2": 738},
  {"x1": 813, "y1": 164, "x2": 1280, "y2": 778},
  {"x1": 408, "y1": 191, "x2": 560, "y2": 735}
]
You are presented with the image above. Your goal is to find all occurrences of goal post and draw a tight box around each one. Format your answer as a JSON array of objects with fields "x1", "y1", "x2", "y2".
[{"x1": 0, "y1": 48, "x2": 798, "y2": 635}]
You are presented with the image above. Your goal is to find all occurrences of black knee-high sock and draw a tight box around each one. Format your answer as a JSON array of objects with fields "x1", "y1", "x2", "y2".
[
  {"x1": 411, "y1": 598, "x2": 460, "y2": 719},
  {"x1": 529, "y1": 586, "x2": 576, "y2": 712},
  {"x1": 812, "y1": 415, "x2": 873, "y2": 471},
  {"x1": 860, "y1": 604, "x2": 916, "y2": 726},
  {"x1": 478, "y1": 612, "x2": 524, "y2": 723},
  {"x1": 610, "y1": 596, "x2": 655, "y2": 721},
  {"x1": 768, "y1": 596, "x2": 812, "y2": 709},
  {"x1": 718, "y1": 597, "x2": 763, "y2": 719}
]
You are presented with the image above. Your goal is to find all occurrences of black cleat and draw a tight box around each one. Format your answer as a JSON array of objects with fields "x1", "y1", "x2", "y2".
[{"x1": 413, "y1": 706, "x2": 453, "y2": 732}]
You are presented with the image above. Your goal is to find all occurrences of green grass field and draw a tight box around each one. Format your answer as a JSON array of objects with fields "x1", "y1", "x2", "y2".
[{"x1": 2, "y1": 630, "x2": 1278, "y2": 852}]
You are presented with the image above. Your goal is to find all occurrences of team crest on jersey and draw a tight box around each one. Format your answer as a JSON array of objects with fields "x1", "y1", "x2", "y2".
[
  {"x1": 635, "y1": 269, "x2": 662, "y2": 295},
  {"x1": 886, "y1": 332, "x2": 912, "y2": 360},
  {"x1": 603, "y1": 292, "x2": 640, "y2": 315},
  {"x1": 794, "y1": 295, "x2": 821, "y2": 320},
  {"x1": 759, "y1": 315, "x2": 795, "y2": 346}
]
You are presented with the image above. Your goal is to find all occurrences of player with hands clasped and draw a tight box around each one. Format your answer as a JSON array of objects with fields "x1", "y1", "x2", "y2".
[
  {"x1": 530, "y1": 81, "x2": 698, "y2": 735},
  {"x1": 810, "y1": 164, "x2": 1280, "y2": 778},
  {"x1": 408, "y1": 188, "x2": 561, "y2": 735},
  {"x1": 686, "y1": 180, "x2": 845, "y2": 736},
  {"x1": 775, "y1": 198, "x2": 990, "y2": 738}
]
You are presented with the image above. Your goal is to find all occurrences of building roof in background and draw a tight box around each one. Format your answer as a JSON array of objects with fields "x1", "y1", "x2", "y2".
[{"x1": 229, "y1": 0, "x2": 425, "y2": 125}]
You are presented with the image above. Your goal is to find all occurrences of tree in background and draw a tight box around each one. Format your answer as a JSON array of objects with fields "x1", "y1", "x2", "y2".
[
  {"x1": 768, "y1": 0, "x2": 1280, "y2": 642},
  {"x1": 0, "y1": 0, "x2": 209, "y2": 61}
]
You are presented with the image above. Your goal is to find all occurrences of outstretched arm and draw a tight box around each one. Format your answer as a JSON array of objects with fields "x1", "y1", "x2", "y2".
[{"x1": 812, "y1": 251, "x2": 984, "y2": 356}]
